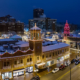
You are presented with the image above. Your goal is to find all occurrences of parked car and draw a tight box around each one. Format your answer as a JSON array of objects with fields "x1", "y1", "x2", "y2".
[
  {"x1": 52, "y1": 68, "x2": 59, "y2": 73},
  {"x1": 71, "y1": 59, "x2": 75, "y2": 63},
  {"x1": 75, "y1": 61, "x2": 79, "y2": 65},
  {"x1": 78, "y1": 60, "x2": 80, "y2": 63},
  {"x1": 34, "y1": 69, "x2": 39, "y2": 72},
  {"x1": 59, "y1": 65, "x2": 65, "y2": 70}
]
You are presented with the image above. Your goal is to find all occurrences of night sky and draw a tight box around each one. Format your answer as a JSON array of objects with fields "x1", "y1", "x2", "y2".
[{"x1": 0, "y1": 0, "x2": 80, "y2": 24}]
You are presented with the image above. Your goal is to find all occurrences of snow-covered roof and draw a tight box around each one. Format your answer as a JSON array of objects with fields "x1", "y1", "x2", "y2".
[
  {"x1": 30, "y1": 23, "x2": 41, "y2": 30},
  {"x1": 15, "y1": 41, "x2": 28, "y2": 45},
  {"x1": 42, "y1": 43, "x2": 69, "y2": 52},
  {"x1": 10, "y1": 35, "x2": 22, "y2": 39},
  {"x1": 0, "y1": 39, "x2": 14, "y2": 42},
  {"x1": 42, "y1": 41, "x2": 58, "y2": 46},
  {"x1": 44, "y1": 38, "x2": 55, "y2": 41},
  {"x1": 18, "y1": 43, "x2": 29, "y2": 47}
]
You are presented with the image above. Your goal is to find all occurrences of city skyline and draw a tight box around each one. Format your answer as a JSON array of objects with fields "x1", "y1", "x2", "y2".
[{"x1": 0, "y1": 0, "x2": 80, "y2": 24}]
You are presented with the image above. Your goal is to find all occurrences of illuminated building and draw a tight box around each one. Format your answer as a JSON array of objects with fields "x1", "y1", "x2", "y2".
[
  {"x1": 33, "y1": 9, "x2": 44, "y2": 18},
  {"x1": 0, "y1": 15, "x2": 24, "y2": 35},
  {"x1": 0, "y1": 23, "x2": 70, "y2": 80},
  {"x1": 64, "y1": 20, "x2": 70, "y2": 40}
]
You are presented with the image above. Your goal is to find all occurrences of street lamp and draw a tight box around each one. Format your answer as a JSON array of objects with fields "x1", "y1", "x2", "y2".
[{"x1": 70, "y1": 67, "x2": 71, "y2": 80}]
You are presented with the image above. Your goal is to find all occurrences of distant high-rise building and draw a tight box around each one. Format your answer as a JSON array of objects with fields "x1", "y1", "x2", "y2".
[
  {"x1": 0, "y1": 15, "x2": 24, "y2": 35},
  {"x1": 29, "y1": 18, "x2": 56, "y2": 31},
  {"x1": 33, "y1": 9, "x2": 44, "y2": 18}
]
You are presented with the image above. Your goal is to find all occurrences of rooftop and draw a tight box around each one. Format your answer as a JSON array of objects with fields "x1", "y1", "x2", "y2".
[{"x1": 42, "y1": 43, "x2": 69, "y2": 52}]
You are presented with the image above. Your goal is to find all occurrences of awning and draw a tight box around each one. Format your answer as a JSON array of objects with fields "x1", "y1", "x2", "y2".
[{"x1": 37, "y1": 62, "x2": 45, "y2": 67}]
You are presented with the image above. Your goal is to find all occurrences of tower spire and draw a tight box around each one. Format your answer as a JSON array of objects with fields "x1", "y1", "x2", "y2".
[
  {"x1": 66, "y1": 20, "x2": 68, "y2": 23},
  {"x1": 35, "y1": 23, "x2": 37, "y2": 27}
]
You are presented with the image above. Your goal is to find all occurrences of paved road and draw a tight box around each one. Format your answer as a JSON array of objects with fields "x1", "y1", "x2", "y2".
[
  {"x1": 40, "y1": 50, "x2": 79, "y2": 80},
  {"x1": 60, "y1": 64, "x2": 80, "y2": 80},
  {"x1": 40, "y1": 63, "x2": 76, "y2": 80}
]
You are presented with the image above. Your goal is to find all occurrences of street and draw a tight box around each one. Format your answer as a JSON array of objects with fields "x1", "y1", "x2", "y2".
[{"x1": 40, "y1": 63, "x2": 76, "y2": 80}]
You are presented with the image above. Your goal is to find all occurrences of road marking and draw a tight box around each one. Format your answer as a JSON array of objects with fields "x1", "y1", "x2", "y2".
[
  {"x1": 56, "y1": 64, "x2": 80, "y2": 80},
  {"x1": 36, "y1": 70, "x2": 52, "y2": 77}
]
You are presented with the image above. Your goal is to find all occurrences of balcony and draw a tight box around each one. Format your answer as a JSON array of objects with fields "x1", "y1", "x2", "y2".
[
  {"x1": 14, "y1": 64, "x2": 24, "y2": 68},
  {"x1": 3, "y1": 66, "x2": 11, "y2": 69}
]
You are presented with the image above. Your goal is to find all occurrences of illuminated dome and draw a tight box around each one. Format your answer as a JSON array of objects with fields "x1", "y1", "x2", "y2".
[{"x1": 30, "y1": 23, "x2": 41, "y2": 31}]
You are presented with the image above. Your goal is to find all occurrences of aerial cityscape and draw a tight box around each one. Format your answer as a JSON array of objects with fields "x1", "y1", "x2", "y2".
[{"x1": 0, "y1": 0, "x2": 80, "y2": 80}]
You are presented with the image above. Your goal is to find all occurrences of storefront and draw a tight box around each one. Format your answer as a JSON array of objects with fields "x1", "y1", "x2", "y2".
[
  {"x1": 57, "y1": 57, "x2": 64, "y2": 64},
  {"x1": 64, "y1": 54, "x2": 70, "y2": 59},
  {"x1": 51, "y1": 60, "x2": 54, "y2": 65},
  {"x1": 25, "y1": 66, "x2": 33, "y2": 73},
  {"x1": 2, "y1": 72, "x2": 12, "y2": 80},
  {"x1": 36, "y1": 62, "x2": 46, "y2": 69},
  {"x1": 13, "y1": 69, "x2": 24, "y2": 77},
  {"x1": 46, "y1": 61, "x2": 51, "y2": 66}
]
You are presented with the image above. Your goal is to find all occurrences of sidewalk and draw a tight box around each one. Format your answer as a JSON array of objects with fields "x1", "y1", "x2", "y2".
[
  {"x1": 13, "y1": 73, "x2": 33, "y2": 80},
  {"x1": 36, "y1": 64, "x2": 56, "y2": 77}
]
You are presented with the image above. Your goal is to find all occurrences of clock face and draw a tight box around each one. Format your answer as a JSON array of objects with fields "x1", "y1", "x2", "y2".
[
  {"x1": 35, "y1": 42, "x2": 42, "y2": 55},
  {"x1": 38, "y1": 46, "x2": 39, "y2": 49}
]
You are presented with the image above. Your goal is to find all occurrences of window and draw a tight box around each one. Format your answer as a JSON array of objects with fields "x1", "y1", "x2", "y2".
[
  {"x1": 60, "y1": 50, "x2": 62, "y2": 53},
  {"x1": 58, "y1": 51, "x2": 59, "y2": 54},
  {"x1": 14, "y1": 61, "x2": 17, "y2": 65},
  {"x1": 30, "y1": 58, "x2": 32, "y2": 62},
  {"x1": 4, "y1": 62, "x2": 6, "y2": 67},
  {"x1": 42, "y1": 55, "x2": 44, "y2": 59},
  {"x1": 65, "y1": 49, "x2": 66, "y2": 52},
  {"x1": 46, "y1": 55, "x2": 48, "y2": 58},
  {"x1": 7, "y1": 62, "x2": 10, "y2": 66},
  {"x1": 4, "y1": 62, "x2": 10, "y2": 66},
  {"x1": 37, "y1": 57, "x2": 39, "y2": 60},
  {"x1": 17, "y1": 60, "x2": 20, "y2": 64},
  {"x1": 49, "y1": 54, "x2": 51, "y2": 57},
  {"x1": 27, "y1": 59, "x2": 29, "y2": 62},
  {"x1": 21, "y1": 60, "x2": 23, "y2": 63},
  {"x1": 56, "y1": 52, "x2": 57, "y2": 55},
  {"x1": 62, "y1": 50, "x2": 64, "y2": 53},
  {"x1": 53, "y1": 53, "x2": 54, "y2": 56}
]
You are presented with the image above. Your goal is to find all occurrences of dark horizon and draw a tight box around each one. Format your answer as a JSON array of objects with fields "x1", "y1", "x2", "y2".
[{"x1": 0, "y1": 0, "x2": 80, "y2": 25}]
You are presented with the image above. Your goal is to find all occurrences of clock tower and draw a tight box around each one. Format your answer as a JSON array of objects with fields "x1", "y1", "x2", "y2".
[{"x1": 29, "y1": 23, "x2": 43, "y2": 56}]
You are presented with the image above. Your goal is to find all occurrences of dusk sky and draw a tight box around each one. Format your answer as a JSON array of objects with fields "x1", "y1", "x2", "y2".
[{"x1": 0, "y1": 0, "x2": 80, "y2": 24}]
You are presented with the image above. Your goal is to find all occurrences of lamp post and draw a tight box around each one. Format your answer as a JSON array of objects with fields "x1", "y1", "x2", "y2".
[{"x1": 70, "y1": 67, "x2": 71, "y2": 80}]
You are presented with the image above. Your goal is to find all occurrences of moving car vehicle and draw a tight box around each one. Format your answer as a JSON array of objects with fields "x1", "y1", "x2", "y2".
[
  {"x1": 59, "y1": 65, "x2": 65, "y2": 70},
  {"x1": 52, "y1": 68, "x2": 59, "y2": 73}
]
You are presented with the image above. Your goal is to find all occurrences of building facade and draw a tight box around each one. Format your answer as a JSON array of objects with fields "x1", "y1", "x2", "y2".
[
  {"x1": 64, "y1": 20, "x2": 70, "y2": 40},
  {"x1": 29, "y1": 18, "x2": 56, "y2": 31},
  {"x1": 0, "y1": 24, "x2": 70, "y2": 80},
  {"x1": 33, "y1": 9, "x2": 44, "y2": 18},
  {"x1": 0, "y1": 15, "x2": 24, "y2": 35}
]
